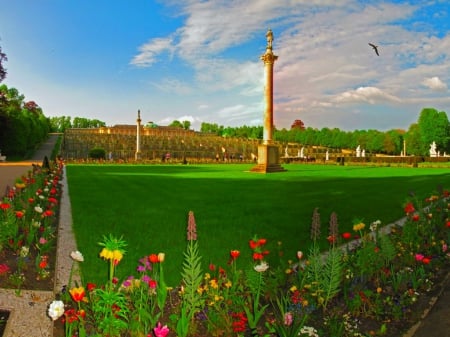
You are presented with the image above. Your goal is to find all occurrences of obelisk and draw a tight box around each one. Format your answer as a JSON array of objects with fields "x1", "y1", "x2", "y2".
[
  {"x1": 251, "y1": 29, "x2": 286, "y2": 173},
  {"x1": 135, "y1": 110, "x2": 142, "y2": 160}
]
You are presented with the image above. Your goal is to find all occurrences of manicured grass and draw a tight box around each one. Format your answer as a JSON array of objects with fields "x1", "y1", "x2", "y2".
[{"x1": 66, "y1": 163, "x2": 450, "y2": 286}]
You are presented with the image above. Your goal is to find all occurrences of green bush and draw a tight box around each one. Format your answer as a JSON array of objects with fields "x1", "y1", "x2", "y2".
[{"x1": 89, "y1": 148, "x2": 106, "y2": 159}]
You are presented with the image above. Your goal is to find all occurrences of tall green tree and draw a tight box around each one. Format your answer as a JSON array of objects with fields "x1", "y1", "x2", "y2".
[{"x1": 417, "y1": 108, "x2": 450, "y2": 155}]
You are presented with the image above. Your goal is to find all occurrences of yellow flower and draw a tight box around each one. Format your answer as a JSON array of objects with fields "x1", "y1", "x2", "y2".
[
  {"x1": 113, "y1": 250, "x2": 123, "y2": 262},
  {"x1": 302, "y1": 299, "x2": 309, "y2": 307},
  {"x1": 100, "y1": 248, "x2": 114, "y2": 260},
  {"x1": 290, "y1": 285, "x2": 297, "y2": 292},
  {"x1": 224, "y1": 280, "x2": 232, "y2": 288},
  {"x1": 204, "y1": 273, "x2": 211, "y2": 280},
  {"x1": 353, "y1": 222, "x2": 365, "y2": 231},
  {"x1": 209, "y1": 279, "x2": 219, "y2": 289},
  {"x1": 377, "y1": 287, "x2": 382, "y2": 294},
  {"x1": 158, "y1": 252, "x2": 165, "y2": 262}
]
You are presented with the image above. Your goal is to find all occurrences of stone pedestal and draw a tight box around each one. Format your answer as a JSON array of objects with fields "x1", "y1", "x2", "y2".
[{"x1": 251, "y1": 144, "x2": 286, "y2": 173}]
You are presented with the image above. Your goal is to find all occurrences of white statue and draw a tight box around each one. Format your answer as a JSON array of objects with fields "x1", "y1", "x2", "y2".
[
  {"x1": 430, "y1": 141, "x2": 437, "y2": 157},
  {"x1": 356, "y1": 145, "x2": 361, "y2": 158},
  {"x1": 361, "y1": 149, "x2": 365, "y2": 157},
  {"x1": 300, "y1": 147, "x2": 304, "y2": 158},
  {"x1": 325, "y1": 150, "x2": 329, "y2": 161}
]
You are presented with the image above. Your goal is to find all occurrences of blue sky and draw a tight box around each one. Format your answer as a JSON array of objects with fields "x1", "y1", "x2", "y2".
[{"x1": 1, "y1": 0, "x2": 449, "y2": 131}]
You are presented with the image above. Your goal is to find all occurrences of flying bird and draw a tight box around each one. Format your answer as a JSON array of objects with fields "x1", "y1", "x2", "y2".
[{"x1": 368, "y1": 43, "x2": 379, "y2": 56}]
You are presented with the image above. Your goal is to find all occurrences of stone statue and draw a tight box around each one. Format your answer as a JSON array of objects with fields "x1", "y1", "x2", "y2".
[
  {"x1": 430, "y1": 141, "x2": 437, "y2": 157},
  {"x1": 356, "y1": 145, "x2": 361, "y2": 158},
  {"x1": 266, "y1": 29, "x2": 273, "y2": 49}
]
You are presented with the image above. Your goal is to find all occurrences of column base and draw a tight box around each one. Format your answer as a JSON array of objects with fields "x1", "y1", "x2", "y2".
[{"x1": 250, "y1": 144, "x2": 286, "y2": 173}]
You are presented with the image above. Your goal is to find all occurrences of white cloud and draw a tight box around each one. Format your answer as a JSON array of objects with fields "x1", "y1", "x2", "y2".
[
  {"x1": 333, "y1": 87, "x2": 401, "y2": 104},
  {"x1": 422, "y1": 76, "x2": 448, "y2": 91},
  {"x1": 131, "y1": 37, "x2": 174, "y2": 67},
  {"x1": 150, "y1": 78, "x2": 193, "y2": 95}
]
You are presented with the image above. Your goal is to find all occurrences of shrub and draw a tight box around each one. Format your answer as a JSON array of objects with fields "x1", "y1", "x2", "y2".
[{"x1": 89, "y1": 148, "x2": 106, "y2": 159}]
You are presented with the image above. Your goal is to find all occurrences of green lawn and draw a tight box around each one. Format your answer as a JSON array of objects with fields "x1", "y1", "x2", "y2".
[{"x1": 66, "y1": 163, "x2": 450, "y2": 286}]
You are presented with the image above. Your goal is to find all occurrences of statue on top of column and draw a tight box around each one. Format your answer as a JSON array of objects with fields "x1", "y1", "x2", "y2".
[{"x1": 266, "y1": 29, "x2": 273, "y2": 49}]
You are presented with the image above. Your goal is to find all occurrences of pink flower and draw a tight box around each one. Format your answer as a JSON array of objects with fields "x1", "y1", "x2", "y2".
[
  {"x1": 415, "y1": 253, "x2": 424, "y2": 262},
  {"x1": 153, "y1": 322, "x2": 170, "y2": 337}
]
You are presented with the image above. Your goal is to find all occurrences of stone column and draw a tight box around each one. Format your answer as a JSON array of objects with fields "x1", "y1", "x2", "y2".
[
  {"x1": 135, "y1": 110, "x2": 142, "y2": 160},
  {"x1": 261, "y1": 29, "x2": 278, "y2": 145},
  {"x1": 251, "y1": 29, "x2": 286, "y2": 173}
]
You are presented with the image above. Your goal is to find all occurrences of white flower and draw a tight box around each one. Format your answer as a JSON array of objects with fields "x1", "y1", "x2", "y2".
[
  {"x1": 48, "y1": 300, "x2": 65, "y2": 321},
  {"x1": 70, "y1": 250, "x2": 84, "y2": 262},
  {"x1": 34, "y1": 206, "x2": 43, "y2": 213},
  {"x1": 254, "y1": 261, "x2": 269, "y2": 273},
  {"x1": 20, "y1": 246, "x2": 29, "y2": 257},
  {"x1": 38, "y1": 195, "x2": 45, "y2": 200}
]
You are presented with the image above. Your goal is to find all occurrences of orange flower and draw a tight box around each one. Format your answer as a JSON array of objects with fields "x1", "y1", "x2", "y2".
[
  {"x1": 149, "y1": 254, "x2": 159, "y2": 264},
  {"x1": 69, "y1": 287, "x2": 86, "y2": 302},
  {"x1": 39, "y1": 260, "x2": 48, "y2": 269},
  {"x1": 15, "y1": 211, "x2": 25, "y2": 218}
]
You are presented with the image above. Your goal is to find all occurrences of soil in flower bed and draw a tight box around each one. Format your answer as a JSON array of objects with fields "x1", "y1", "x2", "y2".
[
  {"x1": 0, "y1": 244, "x2": 56, "y2": 291},
  {"x1": 0, "y1": 310, "x2": 10, "y2": 337}
]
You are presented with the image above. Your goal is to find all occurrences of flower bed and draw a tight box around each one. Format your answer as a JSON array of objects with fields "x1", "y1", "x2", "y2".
[
  {"x1": 0, "y1": 162, "x2": 63, "y2": 295},
  {"x1": 1, "y1": 162, "x2": 449, "y2": 337},
  {"x1": 48, "y1": 190, "x2": 449, "y2": 337}
]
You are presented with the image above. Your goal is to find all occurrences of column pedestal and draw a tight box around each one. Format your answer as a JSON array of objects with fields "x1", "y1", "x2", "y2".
[{"x1": 251, "y1": 144, "x2": 286, "y2": 173}]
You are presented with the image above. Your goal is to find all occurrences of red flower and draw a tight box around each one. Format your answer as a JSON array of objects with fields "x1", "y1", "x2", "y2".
[
  {"x1": 148, "y1": 279, "x2": 157, "y2": 289},
  {"x1": 327, "y1": 235, "x2": 336, "y2": 244},
  {"x1": 422, "y1": 257, "x2": 431, "y2": 264},
  {"x1": 209, "y1": 263, "x2": 216, "y2": 271},
  {"x1": 39, "y1": 260, "x2": 48, "y2": 269},
  {"x1": 0, "y1": 264, "x2": 10, "y2": 275},
  {"x1": 230, "y1": 250, "x2": 240, "y2": 260},
  {"x1": 15, "y1": 211, "x2": 25, "y2": 218},
  {"x1": 342, "y1": 232, "x2": 352, "y2": 240},
  {"x1": 252, "y1": 252, "x2": 264, "y2": 260},
  {"x1": 148, "y1": 254, "x2": 159, "y2": 264},
  {"x1": 412, "y1": 214, "x2": 420, "y2": 221},
  {"x1": 87, "y1": 283, "x2": 96, "y2": 291},
  {"x1": 0, "y1": 202, "x2": 11, "y2": 210},
  {"x1": 404, "y1": 202, "x2": 415, "y2": 214},
  {"x1": 258, "y1": 238, "x2": 267, "y2": 245},
  {"x1": 231, "y1": 312, "x2": 248, "y2": 333},
  {"x1": 446, "y1": 220, "x2": 450, "y2": 228},
  {"x1": 43, "y1": 210, "x2": 53, "y2": 217},
  {"x1": 249, "y1": 240, "x2": 258, "y2": 250},
  {"x1": 28, "y1": 198, "x2": 35, "y2": 204}
]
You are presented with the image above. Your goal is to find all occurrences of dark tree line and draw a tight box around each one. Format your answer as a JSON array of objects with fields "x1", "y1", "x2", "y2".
[
  {"x1": 49, "y1": 116, "x2": 106, "y2": 132},
  {"x1": 202, "y1": 108, "x2": 449, "y2": 156},
  {"x1": 0, "y1": 84, "x2": 50, "y2": 157}
]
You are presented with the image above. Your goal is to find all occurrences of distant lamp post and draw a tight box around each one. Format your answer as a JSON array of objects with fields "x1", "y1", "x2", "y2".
[
  {"x1": 182, "y1": 139, "x2": 187, "y2": 164},
  {"x1": 135, "y1": 110, "x2": 142, "y2": 160}
]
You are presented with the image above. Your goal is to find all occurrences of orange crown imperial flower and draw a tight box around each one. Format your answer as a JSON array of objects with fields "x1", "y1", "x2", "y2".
[{"x1": 69, "y1": 286, "x2": 86, "y2": 302}]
